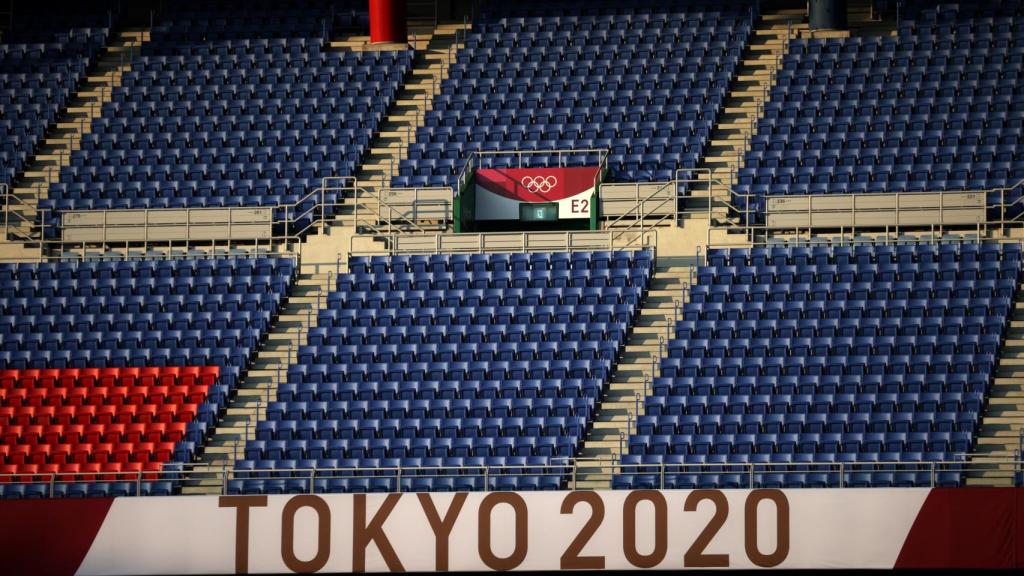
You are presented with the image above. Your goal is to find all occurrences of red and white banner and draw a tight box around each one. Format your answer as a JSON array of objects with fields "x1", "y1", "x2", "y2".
[
  {"x1": 475, "y1": 167, "x2": 600, "y2": 220},
  {"x1": 2, "y1": 488, "x2": 1023, "y2": 574}
]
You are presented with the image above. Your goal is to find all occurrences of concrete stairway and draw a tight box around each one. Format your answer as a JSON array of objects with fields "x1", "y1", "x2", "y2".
[
  {"x1": 967, "y1": 291, "x2": 1024, "y2": 487},
  {"x1": 573, "y1": 256, "x2": 694, "y2": 489},
  {"x1": 180, "y1": 271, "x2": 334, "y2": 495},
  {"x1": 2, "y1": 28, "x2": 149, "y2": 242},
  {"x1": 343, "y1": 24, "x2": 463, "y2": 229},
  {"x1": 696, "y1": 8, "x2": 807, "y2": 226}
]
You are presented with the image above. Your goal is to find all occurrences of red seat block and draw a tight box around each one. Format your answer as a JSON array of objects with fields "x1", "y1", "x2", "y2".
[{"x1": 1, "y1": 366, "x2": 217, "y2": 481}]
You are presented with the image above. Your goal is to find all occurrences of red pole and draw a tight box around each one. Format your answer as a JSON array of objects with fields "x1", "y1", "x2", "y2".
[{"x1": 369, "y1": 0, "x2": 408, "y2": 44}]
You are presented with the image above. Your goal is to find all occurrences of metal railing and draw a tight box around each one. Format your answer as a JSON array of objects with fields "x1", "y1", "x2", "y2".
[
  {"x1": 1, "y1": 457, "x2": 1020, "y2": 497},
  {"x1": 596, "y1": 167, "x2": 731, "y2": 238},
  {"x1": 59, "y1": 205, "x2": 274, "y2": 244},
  {"x1": 5, "y1": 177, "x2": 454, "y2": 257},
  {"x1": 353, "y1": 186, "x2": 452, "y2": 235},
  {"x1": 602, "y1": 180, "x2": 678, "y2": 235},
  {"x1": 2, "y1": 183, "x2": 35, "y2": 243},
  {"x1": 351, "y1": 229, "x2": 659, "y2": 256},
  {"x1": 712, "y1": 177, "x2": 1024, "y2": 247}
]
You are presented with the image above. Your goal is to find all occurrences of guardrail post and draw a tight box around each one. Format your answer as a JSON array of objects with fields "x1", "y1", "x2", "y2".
[
  {"x1": 222, "y1": 460, "x2": 228, "y2": 495},
  {"x1": 136, "y1": 470, "x2": 143, "y2": 497},
  {"x1": 483, "y1": 466, "x2": 489, "y2": 492},
  {"x1": 659, "y1": 463, "x2": 665, "y2": 490},
  {"x1": 634, "y1": 393, "x2": 641, "y2": 433}
]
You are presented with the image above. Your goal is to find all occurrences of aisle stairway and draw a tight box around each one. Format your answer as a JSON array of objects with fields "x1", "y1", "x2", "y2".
[
  {"x1": 339, "y1": 24, "x2": 464, "y2": 233},
  {"x1": 573, "y1": 256, "x2": 694, "y2": 489},
  {"x1": 695, "y1": 8, "x2": 806, "y2": 226},
  {"x1": 2, "y1": 28, "x2": 149, "y2": 243},
  {"x1": 180, "y1": 271, "x2": 334, "y2": 494},
  {"x1": 968, "y1": 284, "x2": 1024, "y2": 487}
]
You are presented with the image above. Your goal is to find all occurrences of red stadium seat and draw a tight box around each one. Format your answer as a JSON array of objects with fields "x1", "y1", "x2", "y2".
[
  {"x1": 62, "y1": 424, "x2": 85, "y2": 444},
  {"x1": 32, "y1": 405, "x2": 56, "y2": 425},
  {"x1": 0, "y1": 463, "x2": 17, "y2": 481},
  {"x1": 2, "y1": 425, "x2": 24, "y2": 445},
  {"x1": 28, "y1": 445, "x2": 51, "y2": 465},
  {"x1": 94, "y1": 405, "x2": 116, "y2": 425},
  {"x1": 63, "y1": 387, "x2": 87, "y2": 406},
  {"x1": 51, "y1": 444, "x2": 72, "y2": 465},
  {"x1": 80, "y1": 462, "x2": 102, "y2": 482},
  {"x1": 21, "y1": 424, "x2": 44, "y2": 445},
  {"x1": 7, "y1": 445, "x2": 30, "y2": 466}
]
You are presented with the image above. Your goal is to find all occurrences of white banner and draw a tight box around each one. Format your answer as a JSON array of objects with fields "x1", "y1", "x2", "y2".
[{"x1": 74, "y1": 489, "x2": 934, "y2": 574}]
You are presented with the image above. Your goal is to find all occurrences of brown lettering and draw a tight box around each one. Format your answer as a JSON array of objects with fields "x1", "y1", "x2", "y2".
[
  {"x1": 744, "y1": 490, "x2": 790, "y2": 567},
  {"x1": 417, "y1": 493, "x2": 468, "y2": 571},
  {"x1": 478, "y1": 492, "x2": 528, "y2": 571},
  {"x1": 353, "y1": 493, "x2": 405, "y2": 572},
  {"x1": 684, "y1": 490, "x2": 729, "y2": 568},
  {"x1": 622, "y1": 490, "x2": 667, "y2": 568},
  {"x1": 559, "y1": 491, "x2": 606, "y2": 569},
  {"x1": 218, "y1": 495, "x2": 268, "y2": 574},
  {"x1": 281, "y1": 495, "x2": 331, "y2": 573}
]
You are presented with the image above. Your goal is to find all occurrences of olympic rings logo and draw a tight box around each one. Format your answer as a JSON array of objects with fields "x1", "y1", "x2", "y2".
[{"x1": 520, "y1": 176, "x2": 558, "y2": 193}]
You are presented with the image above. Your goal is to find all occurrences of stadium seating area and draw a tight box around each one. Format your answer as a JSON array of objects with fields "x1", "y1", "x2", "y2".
[
  {"x1": 735, "y1": 1, "x2": 1024, "y2": 217},
  {"x1": 6, "y1": 0, "x2": 1024, "y2": 500},
  {"x1": 229, "y1": 250, "x2": 652, "y2": 493},
  {"x1": 616, "y1": 242, "x2": 1021, "y2": 489},
  {"x1": 0, "y1": 257, "x2": 295, "y2": 497},
  {"x1": 392, "y1": 0, "x2": 754, "y2": 188},
  {"x1": 41, "y1": 0, "x2": 410, "y2": 230},
  {"x1": 1, "y1": 5, "x2": 113, "y2": 188}
]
